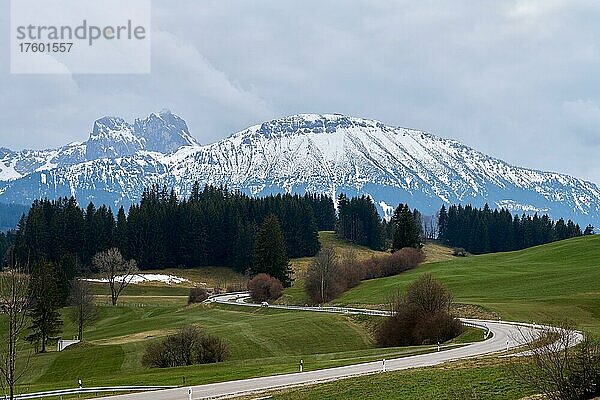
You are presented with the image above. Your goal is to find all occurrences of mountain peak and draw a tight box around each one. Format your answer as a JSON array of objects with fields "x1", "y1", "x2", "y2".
[
  {"x1": 1, "y1": 112, "x2": 599, "y2": 227},
  {"x1": 233, "y1": 113, "x2": 390, "y2": 141},
  {"x1": 133, "y1": 111, "x2": 198, "y2": 153},
  {"x1": 91, "y1": 116, "x2": 130, "y2": 137},
  {"x1": 84, "y1": 111, "x2": 200, "y2": 159}
]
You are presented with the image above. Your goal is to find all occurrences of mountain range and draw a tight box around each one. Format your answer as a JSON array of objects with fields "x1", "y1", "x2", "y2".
[{"x1": 1, "y1": 111, "x2": 599, "y2": 226}]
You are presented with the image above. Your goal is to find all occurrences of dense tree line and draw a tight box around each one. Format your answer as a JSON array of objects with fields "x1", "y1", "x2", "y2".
[
  {"x1": 336, "y1": 195, "x2": 425, "y2": 252},
  {"x1": 336, "y1": 194, "x2": 384, "y2": 250},
  {"x1": 438, "y1": 204, "x2": 583, "y2": 254},
  {"x1": 12, "y1": 184, "x2": 332, "y2": 273}
]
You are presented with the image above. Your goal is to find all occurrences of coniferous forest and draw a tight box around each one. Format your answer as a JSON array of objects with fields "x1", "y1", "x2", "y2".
[
  {"x1": 3, "y1": 188, "x2": 593, "y2": 279},
  {"x1": 10, "y1": 184, "x2": 335, "y2": 273},
  {"x1": 438, "y1": 204, "x2": 583, "y2": 254},
  {"x1": 335, "y1": 194, "x2": 385, "y2": 250}
]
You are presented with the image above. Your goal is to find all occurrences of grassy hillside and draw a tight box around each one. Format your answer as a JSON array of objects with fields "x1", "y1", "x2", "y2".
[
  {"x1": 337, "y1": 235, "x2": 600, "y2": 335},
  {"x1": 281, "y1": 232, "x2": 452, "y2": 305}
]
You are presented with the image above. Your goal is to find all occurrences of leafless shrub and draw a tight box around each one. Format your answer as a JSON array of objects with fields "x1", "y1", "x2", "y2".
[
  {"x1": 187, "y1": 287, "x2": 209, "y2": 305},
  {"x1": 142, "y1": 325, "x2": 229, "y2": 368},
  {"x1": 305, "y1": 247, "x2": 426, "y2": 304},
  {"x1": 340, "y1": 251, "x2": 362, "y2": 289},
  {"x1": 513, "y1": 323, "x2": 599, "y2": 400},
  {"x1": 361, "y1": 248, "x2": 425, "y2": 280},
  {"x1": 376, "y1": 274, "x2": 462, "y2": 347},
  {"x1": 247, "y1": 273, "x2": 283, "y2": 302}
]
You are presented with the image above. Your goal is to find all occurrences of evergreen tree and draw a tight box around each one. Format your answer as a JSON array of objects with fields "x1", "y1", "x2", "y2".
[
  {"x1": 26, "y1": 262, "x2": 63, "y2": 353},
  {"x1": 584, "y1": 225, "x2": 595, "y2": 235},
  {"x1": 336, "y1": 195, "x2": 383, "y2": 250},
  {"x1": 251, "y1": 214, "x2": 293, "y2": 287},
  {"x1": 438, "y1": 205, "x2": 448, "y2": 241},
  {"x1": 391, "y1": 204, "x2": 422, "y2": 251},
  {"x1": 114, "y1": 206, "x2": 128, "y2": 257}
]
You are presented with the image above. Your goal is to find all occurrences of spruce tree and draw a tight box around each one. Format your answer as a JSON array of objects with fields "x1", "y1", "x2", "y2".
[
  {"x1": 114, "y1": 206, "x2": 128, "y2": 257},
  {"x1": 251, "y1": 214, "x2": 293, "y2": 287},
  {"x1": 438, "y1": 205, "x2": 448, "y2": 242},
  {"x1": 391, "y1": 204, "x2": 422, "y2": 251},
  {"x1": 584, "y1": 225, "x2": 595, "y2": 235},
  {"x1": 26, "y1": 262, "x2": 63, "y2": 353}
]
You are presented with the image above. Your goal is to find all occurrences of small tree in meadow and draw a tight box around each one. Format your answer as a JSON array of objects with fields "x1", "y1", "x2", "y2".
[{"x1": 92, "y1": 248, "x2": 138, "y2": 306}]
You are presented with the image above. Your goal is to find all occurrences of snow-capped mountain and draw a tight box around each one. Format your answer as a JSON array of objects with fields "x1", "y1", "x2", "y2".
[{"x1": 1, "y1": 112, "x2": 599, "y2": 226}]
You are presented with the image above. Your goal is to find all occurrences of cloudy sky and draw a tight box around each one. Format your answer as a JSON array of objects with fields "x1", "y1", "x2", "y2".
[{"x1": 1, "y1": 0, "x2": 599, "y2": 183}]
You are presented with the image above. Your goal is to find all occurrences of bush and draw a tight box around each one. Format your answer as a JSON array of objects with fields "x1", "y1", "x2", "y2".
[
  {"x1": 304, "y1": 247, "x2": 426, "y2": 304},
  {"x1": 340, "y1": 253, "x2": 362, "y2": 289},
  {"x1": 376, "y1": 274, "x2": 463, "y2": 347},
  {"x1": 247, "y1": 273, "x2": 283, "y2": 302},
  {"x1": 514, "y1": 325, "x2": 600, "y2": 400},
  {"x1": 142, "y1": 325, "x2": 229, "y2": 368},
  {"x1": 187, "y1": 287, "x2": 209, "y2": 305},
  {"x1": 360, "y1": 248, "x2": 425, "y2": 280},
  {"x1": 452, "y1": 247, "x2": 467, "y2": 257}
]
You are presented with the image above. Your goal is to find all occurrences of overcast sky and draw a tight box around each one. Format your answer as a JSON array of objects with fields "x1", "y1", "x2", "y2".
[{"x1": 1, "y1": 1, "x2": 599, "y2": 184}]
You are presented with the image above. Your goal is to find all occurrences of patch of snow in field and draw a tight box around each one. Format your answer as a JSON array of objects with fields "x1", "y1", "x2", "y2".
[{"x1": 86, "y1": 273, "x2": 190, "y2": 285}]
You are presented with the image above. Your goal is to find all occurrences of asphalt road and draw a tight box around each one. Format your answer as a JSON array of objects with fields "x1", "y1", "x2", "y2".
[{"x1": 92, "y1": 292, "x2": 579, "y2": 400}]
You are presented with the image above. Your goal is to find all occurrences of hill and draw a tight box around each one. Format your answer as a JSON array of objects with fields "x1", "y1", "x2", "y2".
[{"x1": 337, "y1": 235, "x2": 600, "y2": 335}]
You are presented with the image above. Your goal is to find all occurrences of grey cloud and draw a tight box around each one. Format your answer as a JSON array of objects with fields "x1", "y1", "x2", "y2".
[{"x1": 0, "y1": 0, "x2": 598, "y2": 183}]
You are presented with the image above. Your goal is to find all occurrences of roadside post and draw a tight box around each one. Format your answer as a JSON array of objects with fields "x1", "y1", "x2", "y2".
[
  {"x1": 437, "y1": 342, "x2": 440, "y2": 352},
  {"x1": 382, "y1": 359, "x2": 386, "y2": 372},
  {"x1": 188, "y1": 387, "x2": 193, "y2": 400},
  {"x1": 300, "y1": 359, "x2": 303, "y2": 372}
]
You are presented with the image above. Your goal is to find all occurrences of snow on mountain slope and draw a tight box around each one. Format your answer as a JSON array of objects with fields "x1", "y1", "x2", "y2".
[
  {"x1": 162, "y1": 114, "x2": 600, "y2": 224},
  {"x1": 1, "y1": 113, "x2": 599, "y2": 226}
]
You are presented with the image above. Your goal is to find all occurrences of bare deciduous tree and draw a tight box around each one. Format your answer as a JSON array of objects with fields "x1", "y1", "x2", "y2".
[
  {"x1": 69, "y1": 279, "x2": 96, "y2": 340},
  {"x1": 305, "y1": 246, "x2": 345, "y2": 304},
  {"x1": 92, "y1": 248, "x2": 138, "y2": 306},
  {"x1": 0, "y1": 269, "x2": 30, "y2": 400}
]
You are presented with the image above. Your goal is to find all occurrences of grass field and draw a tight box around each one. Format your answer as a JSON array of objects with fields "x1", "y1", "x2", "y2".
[
  {"x1": 13, "y1": 301, "x2": 481, "y2": 394},
  {"x1": 7, "y1": 233, "x2": 599, "y2": 399},
  {"x1": 337, "y1": 235, "x2": 600, "y2": 335},
  {"x1": 266, "y1": 360, "x2": 534, "y2": 400}
]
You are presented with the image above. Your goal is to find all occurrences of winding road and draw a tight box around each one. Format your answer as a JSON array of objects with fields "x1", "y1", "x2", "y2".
[{"x1": 93, "y1": 292, "x2": 583, "y2": 400}]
